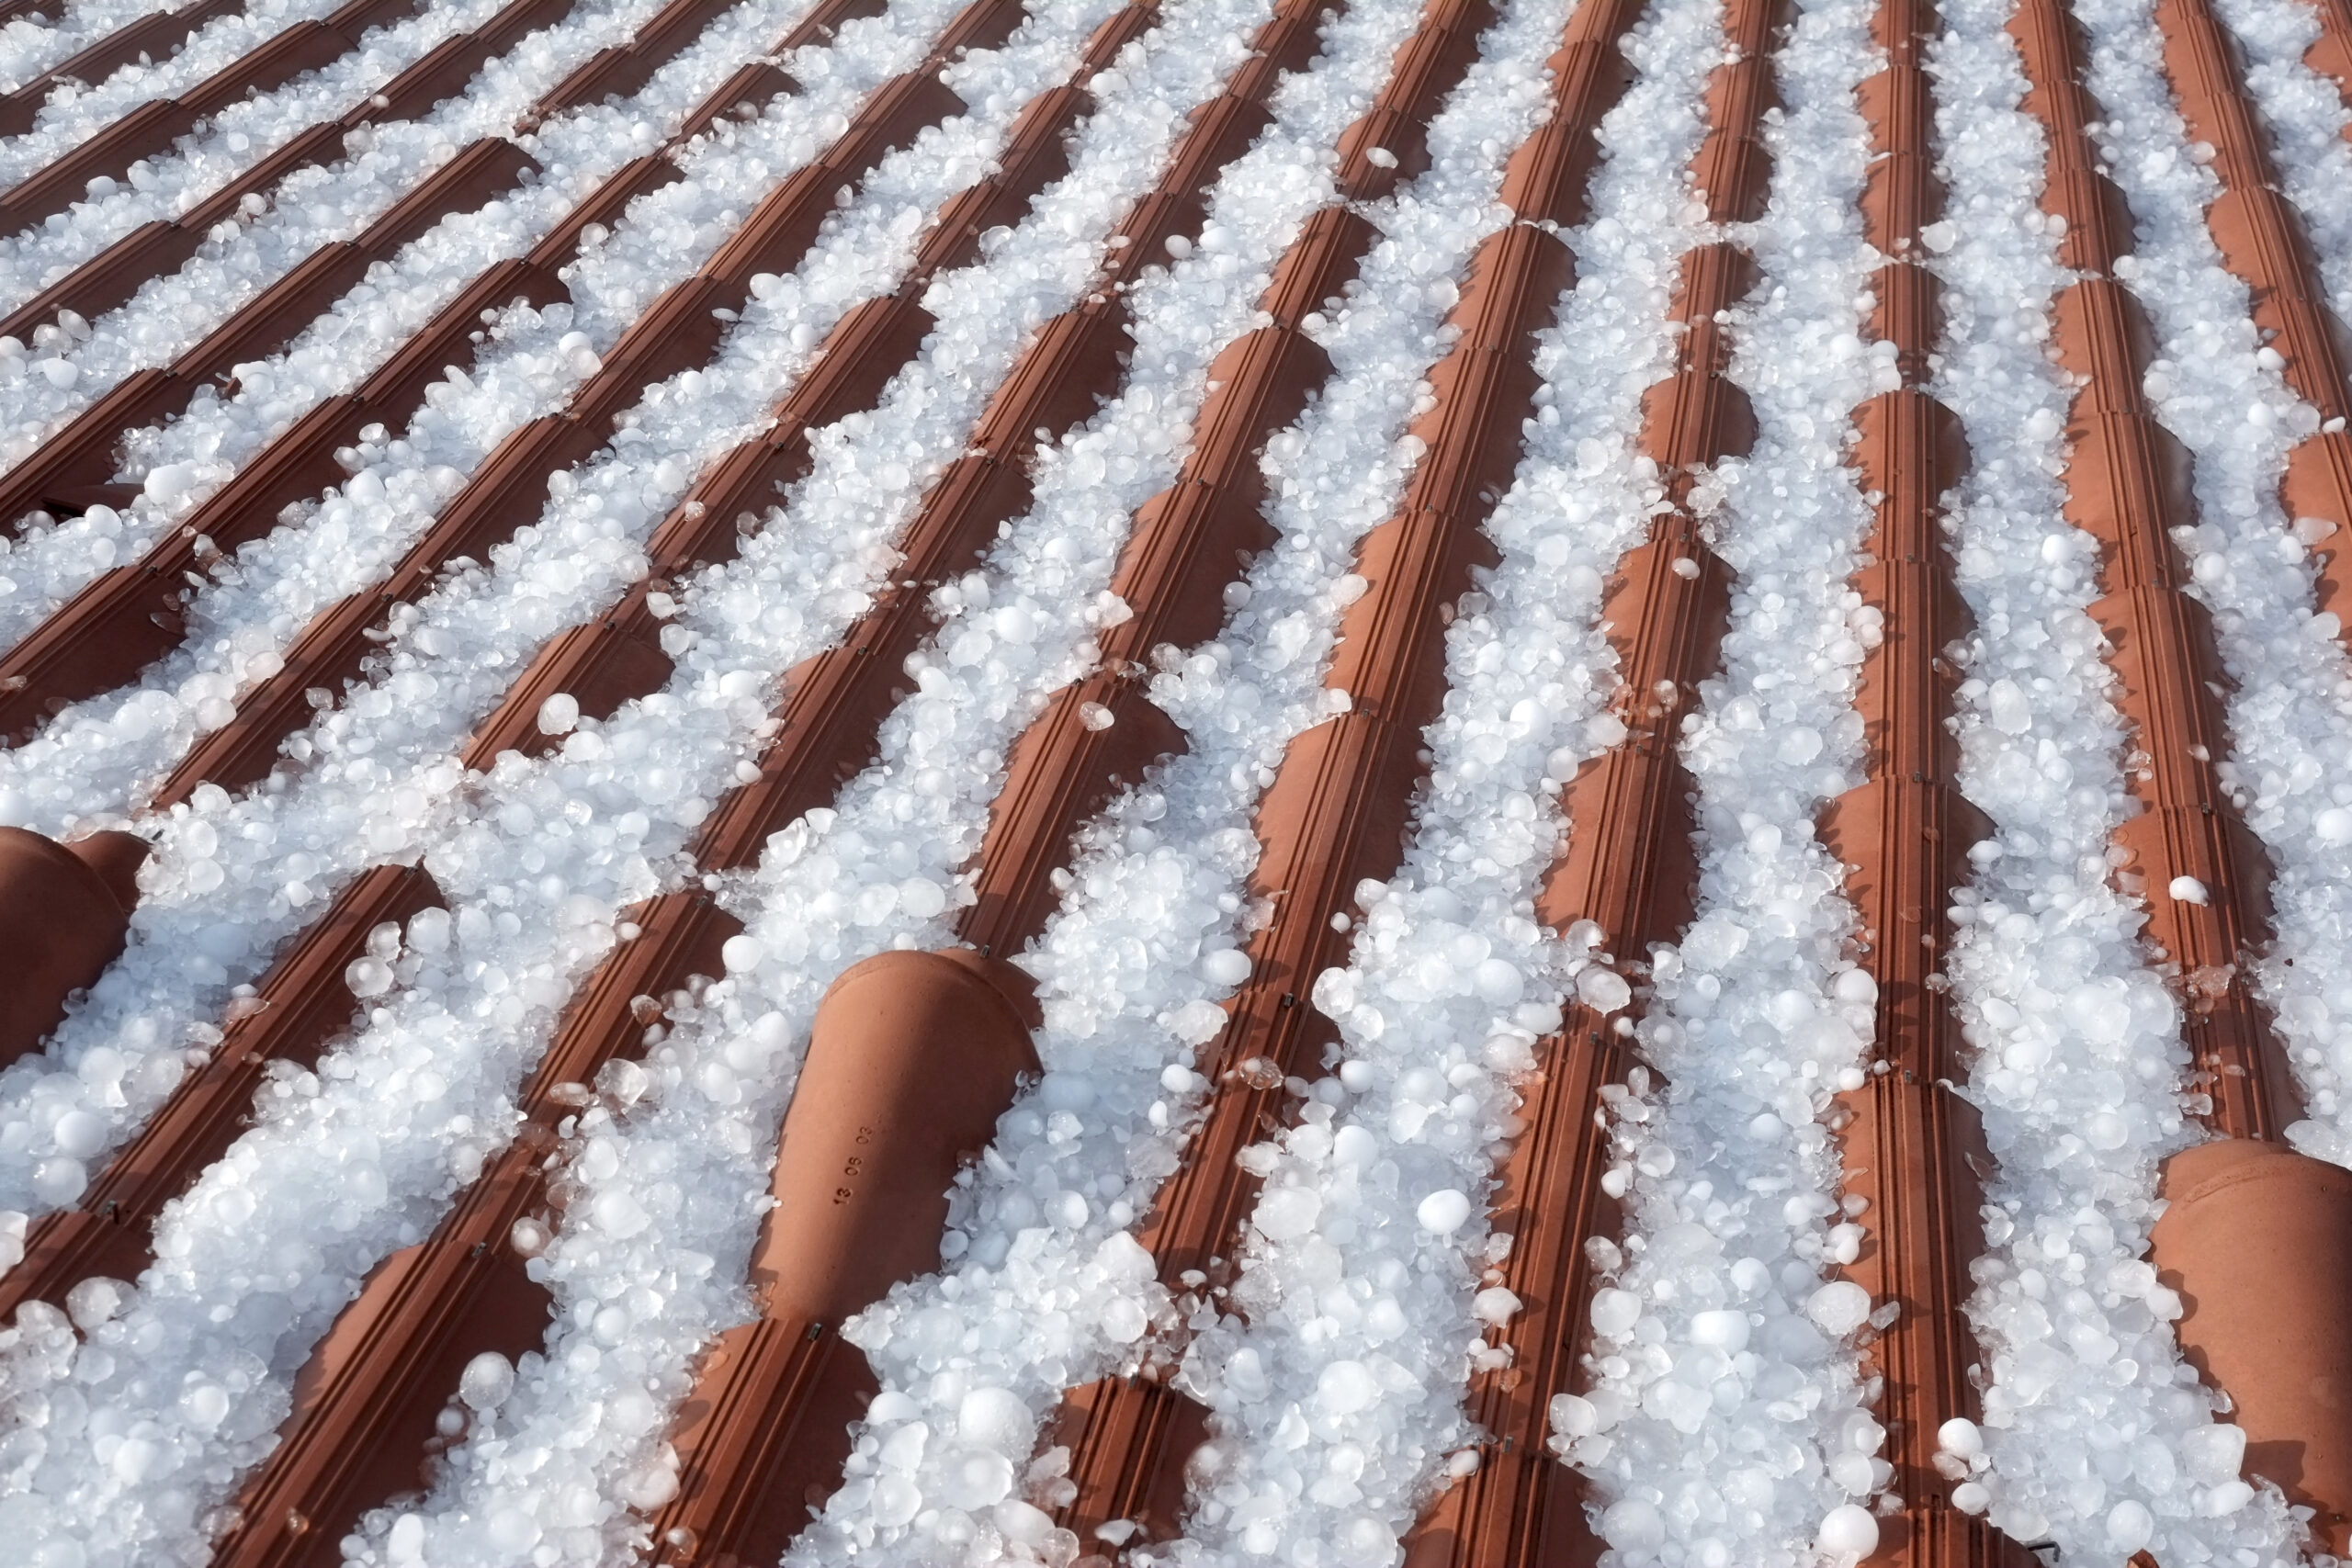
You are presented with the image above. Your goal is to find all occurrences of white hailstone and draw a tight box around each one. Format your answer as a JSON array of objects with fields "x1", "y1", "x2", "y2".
[
  {"x1": 1690, "y1": 1308, "x2": 1751, "y2": 1354},
  {"x1": 2106, "y1": 1499, "x2": 2154, "y2": 1553},
  {"x1": 1317, "y1": 1359, "x2": 1379, "y2": 1416},
  {"x1": 1937, "y1": 1417, "x2": 1984, "y2": 1458},
  {"x1": 1473, "y1": 957, "x2": 1523, "y2": 1006},
  {"x1": 957, "y1": 1386, "x2": 1033, "y2": 1452},
  {"x1": 487, "y1": 1508, "x2": 541, "y2": 1552},
  {"x1": 1254, "y1": 1186, "x2": 1321, "y2": 1241},
  {"x1": 387, "y1": 1516, "x2": 425, "y2": 1563},
  {"x1": 1806, "y1": 1280, "x2": 1873, "y2": 1337},
  {"x1": 2168, "y1": 875, "x2": 2210, "y2": 905},
  {"x1": 179, "y1": 1381, "x2": 231, "y2": 1432},
  {"x1": 1549, "y1": 1393, "x2": 1599, "y2": 1439},
  {"x1": 459, "y1": 1351, "x2": 516, "y2": 1412},
  {"x1": 2181, "y1": 1422, "x2": 2245, "y2": 1483},
  {"x1": 1589, "y1": 1287, "x2": 1641, "y2": 1337},
  {"x1": 1817, "y1": 1503, "x2": 1879, "y2": 1558},
  {"x1": 1102, "y1": 1294, "x2": 1148, "y2": 1343},
  {"x1": 720, "y1": 934, "x2": 765, "y2": 974},
  {"x1": 1577, "y1": 966, "x2": 1632, "y2": 1012},
  {"x1": 2317, "y1": 807, "x2": 2352, "y2": 844},
  {"x1": 31, "y1": 1157, "x2": 85, "y2": 1205},
  {"x1": 1600, "y1": 1497, "x2": 1666, "y2": 1550},
  {"x1": 2202, "y1": 1480, "x2": 2255, "y2": 1516},
  {"x1": 1416, "y1": 1188, "x2": 1473, "y2": 1235},
  {"x1": 1472, "y1": 1287, "x2": 1521, "y2": 1325},
  {"x1": 344, "y1": 954, "x2": 394, "y2": 998},
  {"x1": 1200, "y1": 948, "x2": 1251, "y2": 987},
  {"x1": 1951, "y1": 1482, "x2": 1991, "y2": 1515},
  {"x1": 535, "y1": 693, "x2": 580, "y2": 736},
  {"x1": 994, "y1": 1499, "x2": 1056, "y2": 1544},
  {"x1": 592, "y1": 1189, "x2": 650, "y2": 1239},
  {"x1": 64, "y1": 1277, "x2": 123, "y2": 1330},
  {"x1": 50, "y1": 1110, "x2": 105, "y2": 1159}
]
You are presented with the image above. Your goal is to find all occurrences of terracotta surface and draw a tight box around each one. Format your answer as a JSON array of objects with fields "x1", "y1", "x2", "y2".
[
  {"x1": 2151, "y1": 1138, "x2": 2352, "y2": 1554},
  {"x1": 0, "y1": 825, "x2": 146, "y2": 1065},
  {"x1": 647, "y1": 947, "x2": 1043, "y2": 1567}
]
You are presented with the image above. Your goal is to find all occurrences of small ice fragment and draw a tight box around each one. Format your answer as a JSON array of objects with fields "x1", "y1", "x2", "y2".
[
  {"x1": 1807, "y1": 1280, "x2": 1873, "y2": 1336},
  {"x1": 1818, "y1": 1503, "x2": 1879, "y2": 1558},
  {"x1": 2168, "y1": 875, "x2": 2209, "y2": 905},
  {"x1": 1417, "y1": 1188, "x2": 1473, "y2": 1234},
  {"x1": 1364, "y1": 145, "x2": 1397, "y2": 169}
]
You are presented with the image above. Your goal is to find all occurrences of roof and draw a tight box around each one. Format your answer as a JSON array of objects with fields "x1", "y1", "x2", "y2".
[{"x1": 0, "y1": 0, "x2": 2345, "y2": 1561}]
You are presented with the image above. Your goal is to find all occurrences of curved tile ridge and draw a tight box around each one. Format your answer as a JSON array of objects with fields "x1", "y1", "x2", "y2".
[{"x1": 1813, "y1": 0, "x2": 2029, "y2": 1559}]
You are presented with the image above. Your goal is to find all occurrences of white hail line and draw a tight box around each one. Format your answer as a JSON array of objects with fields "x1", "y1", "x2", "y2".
[
  {"x1": 1185, "y1": 0, "x2": 1721, "y2": 1559},
  {"x1": 0, "y1": 10, "x2": 1127, "y2": 1559},
  {"x1": 0, "y1": 0, "x2": 189, "y2": 96},
  {"x1": 1924, "y1": 0, "x2": 2305, "y2": 1558},
  {"x1": 0, "y1": 0, "x2": 505, "y2": 332},
  {"x1": 2194, "y1": 0, "x2": 2352, "y2": 1166},
  {"x1": 1554, "y1": 0, "x2": 1895, "y2": 1559},
  {"x1": 379, "y1": 2, "x2": 1307, "y2": 1558},
  {"x1": 0, "y1": 0, "x2": 359, "y2": 190},
  {"x1": 0, "y1": 0, "x2": 895, "y2": 1218},
  {"x1": 737, "y1": 0, "x2": 1458, "y2": 1560},
  {"x1": 0, "y1": 0, "x2": 794, "y2": 808}
]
